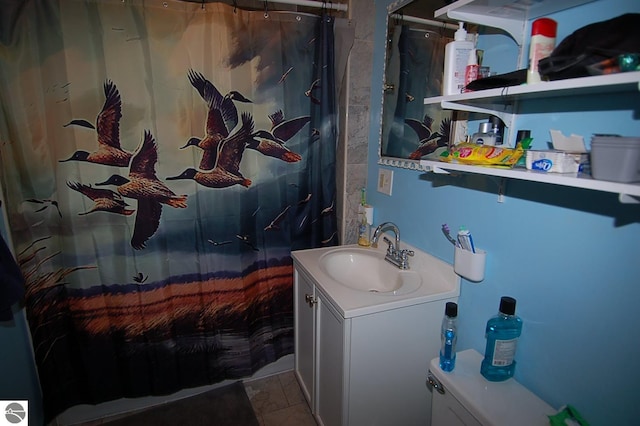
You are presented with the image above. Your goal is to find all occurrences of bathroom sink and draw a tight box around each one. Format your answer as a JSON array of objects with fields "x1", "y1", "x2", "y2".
[{"x1": 319, "y1": 247, "x2": 421, "y2": 295}]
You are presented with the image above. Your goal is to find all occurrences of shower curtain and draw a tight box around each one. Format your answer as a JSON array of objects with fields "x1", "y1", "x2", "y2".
[{"x1": 0, "y1": 0, "x2": 346, "y2": 420}]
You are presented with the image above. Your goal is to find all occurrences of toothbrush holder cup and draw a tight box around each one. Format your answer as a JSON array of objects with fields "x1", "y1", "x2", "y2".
[{"x1": 454, "y1": 246, "x2": 486, "y2": 282}]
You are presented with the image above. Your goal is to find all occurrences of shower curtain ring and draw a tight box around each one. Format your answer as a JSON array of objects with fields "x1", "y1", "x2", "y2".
[
  {"x1": 232, "y1": 0, "x2": 237, "y2": 13},
  {"x1": 264, "y1": 0, "x2": 269, "y2": 18}
]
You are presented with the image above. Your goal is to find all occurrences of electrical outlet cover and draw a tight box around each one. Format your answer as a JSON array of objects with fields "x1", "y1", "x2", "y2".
[{"x1": 377, "y1": 168, "x2": 393, "y2": 195}]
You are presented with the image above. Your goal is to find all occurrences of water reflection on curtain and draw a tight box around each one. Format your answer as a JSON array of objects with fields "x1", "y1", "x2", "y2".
[
  {"x1": 381, "y1": 24, "x2": 452, "y2": 159},
  {"x1": 0, "y1": 0, "x2": 346, "y2": 419}
]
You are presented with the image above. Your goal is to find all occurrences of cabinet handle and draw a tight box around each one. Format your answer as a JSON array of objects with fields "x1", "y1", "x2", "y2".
[{"x1": 305, "y1": 294, "x2": 317, "y2": 307}]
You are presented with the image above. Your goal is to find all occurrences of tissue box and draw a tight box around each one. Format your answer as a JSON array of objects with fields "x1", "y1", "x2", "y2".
[
  {"x1": 526, "y1": 150, "x2": 589, "y2": 173},
  {"x1": 591, "y1": 136, "x2": 640, "y2": 183}
]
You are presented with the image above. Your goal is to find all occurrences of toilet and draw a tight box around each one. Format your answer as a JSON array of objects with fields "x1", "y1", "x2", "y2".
[{"x1": 428, "y1": 349, "x2": 555, "y2": 426}]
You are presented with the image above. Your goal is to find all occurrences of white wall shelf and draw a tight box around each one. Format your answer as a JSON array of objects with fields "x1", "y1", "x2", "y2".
[
  {"x1": 434, "y1": 0, "x2": 598, "y2": 44},
  {"x1": 423, "y1": 1, "x2": 639, "y2": 203},
  {"x1": 421, "y1": 72, "x2": 640, "y2": 203},
  {"x1": 424, "y1": 71, "x2": 640, "y2": 108},
  {"x1": 425, "y1": 71, "x2": 640, "y2": 138},
  {"x1": 419, "y1": 159, "x2": 640, "y2": 203}
]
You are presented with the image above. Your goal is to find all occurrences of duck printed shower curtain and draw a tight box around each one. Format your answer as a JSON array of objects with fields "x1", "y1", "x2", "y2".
[{"x1": 0, "y1": 0, "x2": 345, "y2": 419}]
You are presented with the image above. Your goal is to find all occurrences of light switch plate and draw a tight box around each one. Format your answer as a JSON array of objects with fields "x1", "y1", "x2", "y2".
[{"x1": 377, "y1": 168, "x2": 393, "y2": 195}]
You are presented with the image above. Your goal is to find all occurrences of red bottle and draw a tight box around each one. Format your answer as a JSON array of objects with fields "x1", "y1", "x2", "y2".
[{"x1": 527, "y1": 18, "x2": 557, "y2": 84}]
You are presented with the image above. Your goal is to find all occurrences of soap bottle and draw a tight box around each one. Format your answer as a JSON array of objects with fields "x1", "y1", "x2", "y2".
[
  {"x1": 481, "y1": 296, "x2": 523, "y2": 382},
  {"x1": 439, "y1": 302, "x2": 458, "y2": 372},
  {"x1": 357, "y1": 213, "x2": 370, "y2": 247},
  {"x1": 443, "y1": 22, "x2": 474, "y2": 96}
]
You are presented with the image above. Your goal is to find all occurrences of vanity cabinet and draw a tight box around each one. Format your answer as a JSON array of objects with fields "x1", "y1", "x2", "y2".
[
  {"x1": 295, "y1": 267, "x2": 344, "y2": 426},
  {"x1": 294, "y1": 266, "x2": 456, "y2": 426}
]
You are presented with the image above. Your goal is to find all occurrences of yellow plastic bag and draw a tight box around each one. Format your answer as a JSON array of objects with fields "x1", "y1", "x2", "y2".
[{"x1": 439, "y1": 143, "x2": 524, "y2": 167}]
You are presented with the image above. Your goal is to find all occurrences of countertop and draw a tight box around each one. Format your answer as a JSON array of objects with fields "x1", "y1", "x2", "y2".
[{"x1": 292, "y1": 241, "x2": 460, "y2": 318}]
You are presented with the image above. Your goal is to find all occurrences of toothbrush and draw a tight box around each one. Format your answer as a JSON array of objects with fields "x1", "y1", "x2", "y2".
[
  {"x1": 457, "y1": 226, "x2": 475, "y2": 252},
  {"x1": 441, "y1": 224, "x2": 459, "y2": 247}
]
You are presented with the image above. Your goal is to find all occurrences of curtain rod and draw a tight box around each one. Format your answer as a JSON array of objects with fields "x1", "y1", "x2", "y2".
[
  {"x1": 390, "y1": 13, "x2": 458, "y2": 31},
  {"x1": 267, "y1": 0, "x2": 347, "y2": 12}
]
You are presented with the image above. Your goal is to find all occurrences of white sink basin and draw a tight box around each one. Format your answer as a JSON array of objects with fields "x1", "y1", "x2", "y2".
[
  {"x1": 319, "y1": 247, "x2": 421, "y2": 295},
  {"x1": 294, "y1": 242, "x2": 460, "y2": 317}
]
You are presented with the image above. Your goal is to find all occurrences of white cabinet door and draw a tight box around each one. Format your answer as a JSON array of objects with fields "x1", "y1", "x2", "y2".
[
  {"x1": 294, "y1": 269, "x2": 315, "y2": 405},
  {"x1": 316, "y1": 290, "x2": 345, "y2": 426},
  {"x1": 294, "y1": 265, "x2": 455, "y2": 426}
]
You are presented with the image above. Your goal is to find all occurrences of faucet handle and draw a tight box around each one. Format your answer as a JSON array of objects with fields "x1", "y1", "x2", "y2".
[
  {"x1": 400, "y1": 249, "x2": 414, "y2": 263},
  {"x1": 383, "y1": 236, "x2": 394, "y2": 252},
  {"x1": 399, "y1": 249, "x2": 414, "y2": 270}
]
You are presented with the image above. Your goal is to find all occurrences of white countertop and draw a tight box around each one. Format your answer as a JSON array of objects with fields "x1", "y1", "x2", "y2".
[{"x1": 292, "y1": 241, "x2": 460, "y2": 318}]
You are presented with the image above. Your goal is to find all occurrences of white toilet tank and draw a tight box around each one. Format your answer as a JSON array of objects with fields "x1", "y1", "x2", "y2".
[{"x1": 428, "y1": 349, "x2": 555, "y2": 426}]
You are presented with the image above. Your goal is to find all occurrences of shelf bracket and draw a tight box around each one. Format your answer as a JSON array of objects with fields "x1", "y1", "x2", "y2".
[
  {"x1": 619, "y1": 193, "x2": 640, "y2": 204},
  {"x1": 422, "y1": 163, "x2": 450, "y2": 174},
  {"x1": 441, "y1": 101, "x2": 514, "y2": 131},
  {"x1": 484, "y1": 176, "x2": 507, "y2": 203},
  {"x1": 442, "y1": 10, "x2": 525, "y2": 46},
  {"x1": 497, "y1": 177, "x2": 506, "y2": 203}
]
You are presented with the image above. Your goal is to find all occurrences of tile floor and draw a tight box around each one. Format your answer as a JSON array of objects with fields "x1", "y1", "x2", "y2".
[
  {"x1": 62, "y1": 370, "x2": 313, "y2": 425},
  {"x1": 243, "y1": 371, "x2": 317, "y2": 426}
]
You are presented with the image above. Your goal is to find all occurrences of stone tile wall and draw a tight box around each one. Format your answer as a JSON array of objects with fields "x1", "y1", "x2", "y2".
[{"x1": 338, "y1": 0, "x2": 374, "y2": 245}]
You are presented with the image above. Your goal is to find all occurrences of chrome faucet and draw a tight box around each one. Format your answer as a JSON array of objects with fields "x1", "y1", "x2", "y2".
[
  {"x1": 371, "y1": 221, "x2": 399, "y2": 250},
  {"x1": 370, "y1": 222, "x2": 414, "y2": 269}
]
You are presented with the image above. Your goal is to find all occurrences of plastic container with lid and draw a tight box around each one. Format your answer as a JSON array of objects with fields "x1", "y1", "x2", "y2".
[
  {"x1": 590, "y1": 136, "x2": 640, "y2": 183},
  {"x1": 471, "y1": 122, "x2": 496, "y2": 146}
]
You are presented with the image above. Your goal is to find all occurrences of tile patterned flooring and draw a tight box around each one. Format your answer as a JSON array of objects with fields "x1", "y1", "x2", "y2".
[
  {"x1": 244, "y1": 371, "x2": 317, "y2": 426},
  {"x1": 68, "y1": 370, "x2": 314, "y2": 426}
]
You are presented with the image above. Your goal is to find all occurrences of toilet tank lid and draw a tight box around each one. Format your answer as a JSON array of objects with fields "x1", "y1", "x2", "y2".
[{"x1": 429, "y1": 349, "x2": 555, "y2": 426}]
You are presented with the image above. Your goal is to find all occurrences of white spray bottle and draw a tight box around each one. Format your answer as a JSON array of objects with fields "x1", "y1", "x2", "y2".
[{"x1": 443, "y1": 22, "x2": 474, "y2": 96}]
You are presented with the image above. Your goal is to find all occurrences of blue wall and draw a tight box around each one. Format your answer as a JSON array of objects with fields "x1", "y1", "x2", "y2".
[{"x1": 370, "y1": 1, "x2": 640, "y2": 425}]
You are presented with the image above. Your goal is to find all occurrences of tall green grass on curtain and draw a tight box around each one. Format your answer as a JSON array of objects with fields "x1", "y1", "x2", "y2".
[{"x1": 0, "y1": 0, "x2": 346, "y2": 419}]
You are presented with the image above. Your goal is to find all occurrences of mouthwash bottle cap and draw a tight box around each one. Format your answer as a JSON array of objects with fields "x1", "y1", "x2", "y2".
[
  {"x1": 454, "y1": 22, "x2": 467, "y2": 41},
  {"x1": 499, "y1": 296, "x2": 516, "y2": 315},
  {"x1": 445, "y1": 302, "x2": 458, "y2": 318}
]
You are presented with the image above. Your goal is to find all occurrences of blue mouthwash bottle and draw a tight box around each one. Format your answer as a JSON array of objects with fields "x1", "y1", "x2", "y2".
[
  {"x1": 439, "y1": 302, "x2": 458, "y2": 372},
  {"x1": 481, "y1": 296, "x2": 522, "y2": 381}
]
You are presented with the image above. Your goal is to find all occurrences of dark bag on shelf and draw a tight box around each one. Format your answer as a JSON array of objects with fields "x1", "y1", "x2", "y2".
[
  {"x1": 538, "y1": 13, "x2": 640, "y2": 80},
  {"x1": 464, "y1": 69, "x2": 527, "y2": 91}
]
